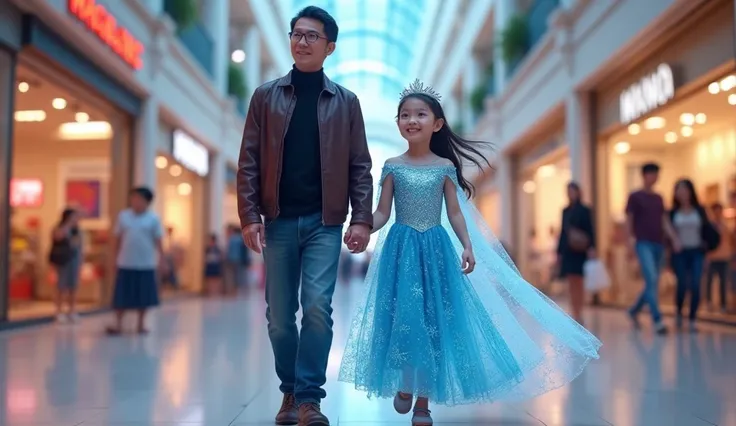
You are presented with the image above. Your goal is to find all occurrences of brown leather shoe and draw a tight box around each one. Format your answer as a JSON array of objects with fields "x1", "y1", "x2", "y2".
[
  {"x1": 275, "y1": 393, "x2": 298, "y2": 425},
  {"x1": 298, "y1": 403, "x2": 330, "y2": 426}
]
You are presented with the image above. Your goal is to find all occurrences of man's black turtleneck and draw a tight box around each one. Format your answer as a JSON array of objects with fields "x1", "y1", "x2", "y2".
[{"x1": 278, "y1": 66, "x2": 324, "y2": 218}]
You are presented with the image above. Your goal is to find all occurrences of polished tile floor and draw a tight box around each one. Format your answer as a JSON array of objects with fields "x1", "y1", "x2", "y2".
[{"x1": 1, "y1": 284, "x2": 736, "y2": 426}]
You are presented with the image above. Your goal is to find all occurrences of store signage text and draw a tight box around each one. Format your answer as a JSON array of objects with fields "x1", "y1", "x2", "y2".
[
  {"x1": 10, "y1": 179, "x2": 44, "y2": 208},
  {"x1": 68, "y1": 0, "x2": 144, "y2": 70},
  {"x1": 619, "y1": 63, "x2": 675, "y2": 124},
  {"x1": 173, "y1": 130, "x2": 210, "y2": 177}
]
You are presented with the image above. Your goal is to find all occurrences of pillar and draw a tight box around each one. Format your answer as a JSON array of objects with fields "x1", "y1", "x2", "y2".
[
  {"x1": 134, "y1": 97, "x2": 158, "y2": 189},
  {"x1": 203, "y1": 0, "x2": 230, "y2": 95},
  {"x1": 245, "y1": 26, "x2": 262, "y2": 94},
  {"x1": 493, "y1": 0, "x2": 517, "y2": 94},
  {"x1": 209, "y1": 151, "x2": 226, "y2": 241},
  {"x1": 496, "y1": 154, "x2": 515, "y2": 247},
  {"x1": 462, "y1": 55, "x2": 480, "y2": 132},
  {"x1": 566, "y1": 92, "x2": 593, "y2": 202},
  {"x1": 0, "y1": 48, "x2": 17, "y2": 321}
]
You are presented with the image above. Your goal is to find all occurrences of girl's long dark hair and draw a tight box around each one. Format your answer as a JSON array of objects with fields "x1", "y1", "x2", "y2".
[
  {"x1": 398, "y1": 93, "x2": 494, "y2": 198},
  {"x1": 672, "y1": 178, "x2": 700, "y2": 211}
]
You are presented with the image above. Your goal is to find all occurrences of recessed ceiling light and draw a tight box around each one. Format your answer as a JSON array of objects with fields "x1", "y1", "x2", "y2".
[
  {"x1": 169, "y1": 164, "x2": 182, "y2": 177},
  {"x1": 522, "y1": 180, "x2": 536, "y2": 194},
  {"x1": 708, "y1": 82, "x2": 720, "y2": 94},
  {"x1": 628, "y1": 123, "x2": 640, "y2": 135},
  {"x1": 681, "y1": 126, "x2": 693, "y2": 137},
  {"x1": 720, "y1": 75, "x2": 736, "y2": 91},
  {"x1": 679, "y1": 113, "x2": 694, "y2": 126},
  {"x1": 75, "y1": 112, "x2": 89, "y2": 123},
  {"x1": 644, "y1": 117, "x2": 666, "y2": 130},
  {"x1": 231, "y1": 49, "x2": 246, "y2": 63},
  {"x1": 14, "y1": 110, "x2": 46, "y2": 122},
  {"x1": 695, "y1": 113, "x2": 706, "y2": 124},
  {"x1": 665, "y1": 131, "x2": 678, "y2": 144},
  {"x1": 52, "y1": 98, "x2": 67, "y2": 110},
  {"x1": 614, "y1": 141, "x2": 631, "y2": 154},
  {"x1": 155, "y1": 156, "x2": 168, "y2": 169},
  {"x1": 18, "y1": 82, "x2": 29, "y2": 93},
  {"x1": 729, "y1": 94, "x2": 736, "y2": 106}
]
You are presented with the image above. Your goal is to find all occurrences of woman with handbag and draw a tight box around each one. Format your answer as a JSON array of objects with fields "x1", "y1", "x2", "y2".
[
  {"x1": 556, "y1": 182, "x2": 596, "y2": 324},
  {"x1": 48, "y1": 208, "x2": 82, "y2": 322}
]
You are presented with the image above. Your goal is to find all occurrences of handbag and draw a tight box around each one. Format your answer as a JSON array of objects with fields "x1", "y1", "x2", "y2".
[
  {"x1": 567, "y1": 227, "x2": 590, "y2": 252},
  {"x1": 48, "y1": 238, "x2": 73, "y2": 266}
]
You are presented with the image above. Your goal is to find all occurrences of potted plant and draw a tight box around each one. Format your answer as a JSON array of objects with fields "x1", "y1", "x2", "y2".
[
  {"x1": 228, "y1": 63, "x2": 247, "y2": 100},
  {"x1": 164, "y1": 0, "x2": 198, "y2": 31},
  {"x1": 499, "y1": 13, "x2": 529, "y2": 63},
  {"x1": 470, "y1": 85, "x2": 487, "y2": 114}
]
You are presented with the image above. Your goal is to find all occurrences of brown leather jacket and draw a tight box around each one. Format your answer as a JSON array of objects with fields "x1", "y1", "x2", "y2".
[{"x1": 237, "y1": 71, "x2": 373, "y2": 228}]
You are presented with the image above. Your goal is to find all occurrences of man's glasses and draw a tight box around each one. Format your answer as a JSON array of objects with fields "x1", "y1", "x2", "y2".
[{"x1": 289, "y1": 31, "x2": 327, "y2": 44}]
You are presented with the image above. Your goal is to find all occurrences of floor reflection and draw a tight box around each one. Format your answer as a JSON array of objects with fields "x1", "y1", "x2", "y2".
[{"x1": 0, "y1": 283, "x2": 735, "y2": 425}]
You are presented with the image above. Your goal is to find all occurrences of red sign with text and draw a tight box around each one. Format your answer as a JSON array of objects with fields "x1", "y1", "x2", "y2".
[{"x1": 68, "y1": 0, "x2": 144, "y2": 70}]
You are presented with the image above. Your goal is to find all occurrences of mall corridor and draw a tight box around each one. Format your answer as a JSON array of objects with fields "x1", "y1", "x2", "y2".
[{"x1": 0, "y1": 284, "x2": 735, "y2": 426}]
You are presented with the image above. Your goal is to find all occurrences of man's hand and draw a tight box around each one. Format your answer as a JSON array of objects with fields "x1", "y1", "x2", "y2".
[
  {"x1": 344, "y1": 224, "x2": 370, "y2": 253},
  {"x1": 242, "y1": 223, "x2": 266, "y2": 254}
]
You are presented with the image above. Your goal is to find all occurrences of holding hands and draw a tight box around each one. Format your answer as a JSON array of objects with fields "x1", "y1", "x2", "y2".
[{"x1": 344, "y1": 224, "x2": 370, "y2": 253}]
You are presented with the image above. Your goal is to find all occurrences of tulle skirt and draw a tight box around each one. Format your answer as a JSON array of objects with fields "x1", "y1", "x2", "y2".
[{"x1": 338, "y1": 223, "x2": 601, "y2": 406}]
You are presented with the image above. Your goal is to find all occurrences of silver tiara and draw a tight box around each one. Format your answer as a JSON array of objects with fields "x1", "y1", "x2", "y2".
[{"x1": 400, "y1": 78, "x2": 442, "y2": 102}]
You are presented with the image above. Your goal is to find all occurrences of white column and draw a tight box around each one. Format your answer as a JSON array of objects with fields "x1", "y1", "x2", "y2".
[
  {"x1": 245, "y1": 26, "x2": 262, "y2": 91},
  {"x1": 134, "y1": 97, "x2": 158, "y2": 189},
  {"x1": 209, "y1": 151, "x2": 226, "y2": 241},
  {"x1": 496, "y1": 154, "x2": 515, "y2": 246},
  {"x1": 444, "y1": 95, "x2": 459, "y2": 130},
  {"x1": 493, "y1": 0, "x2": 516, "y2": 94},
  {"x1": 566, "y1": 91, "x2": 593, "y2": 202},
  {"x1": 203, "y1": 0, "x2": 230, "y2": 95},
  {"x1": 144, "y1": 0, "x2": 164, "y2": 15}
]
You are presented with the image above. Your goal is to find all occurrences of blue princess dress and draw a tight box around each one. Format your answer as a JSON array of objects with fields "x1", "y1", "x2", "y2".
[{"x1": 338, "y1": 162, "x2": 602, "y2": 406}]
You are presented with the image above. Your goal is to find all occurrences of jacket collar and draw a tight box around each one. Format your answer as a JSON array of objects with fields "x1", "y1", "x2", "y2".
[{"x1": 277, "y1": 69, "x2": 337, "y2": 95}]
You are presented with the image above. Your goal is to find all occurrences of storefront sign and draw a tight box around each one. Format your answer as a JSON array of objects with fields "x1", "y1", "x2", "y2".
[
  {"x1": 68, "y1": 0, "x2": 144, "y2": 70},
  {"x1": 619, "y1": 63, "x2": 675, "y2": 124},
  {"x1": 173, "y1": 130, "x2": 209, "y2": 177},
  {"x1": 10, "y1": 179, "x2": 44, "y2": 208}
]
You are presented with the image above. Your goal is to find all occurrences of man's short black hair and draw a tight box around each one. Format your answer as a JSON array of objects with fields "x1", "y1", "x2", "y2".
[
  {"x1": 641, "y1": 162, "x2": 660, "y2": 175},
  {"x1": 290, "y1": 6, "x2": 339, "y2": 42},
  {"x1": 131, "y1": 186, "x2": 154, "y2": 203}
]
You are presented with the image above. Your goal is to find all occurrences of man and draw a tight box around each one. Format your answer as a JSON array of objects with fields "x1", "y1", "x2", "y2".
[
  {"x1": 237, "y1": 6, "x2": 372, "y2": 426},
  {"x1": 625, "y1": 163, "x2": 678, "y2": 335}
]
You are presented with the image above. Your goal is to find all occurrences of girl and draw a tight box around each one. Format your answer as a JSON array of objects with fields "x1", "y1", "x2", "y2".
[
  {"x1": 204, "y1": 233, "x2": 224, "y2": 295},
  {"x1": 49, "y1": 208, "x2": 82, "y2": 322},
  {"x1": 338, "y1": 80, "x2": 602, "y2": 426}
]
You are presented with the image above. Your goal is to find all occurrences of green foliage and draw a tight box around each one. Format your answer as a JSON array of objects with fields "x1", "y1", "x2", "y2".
[
  {"x1": 470, "y1": 85, "x2": 487, "y2": 114},
  {"x1": 499, "y1": 14, "x2": 529, "y2": 63},
  {"x1": 228, "y1": 63, "x2": 247, "y2": 100},
  {"x1": 165, "y1": 0, "x2": 198, "y2": 31}
]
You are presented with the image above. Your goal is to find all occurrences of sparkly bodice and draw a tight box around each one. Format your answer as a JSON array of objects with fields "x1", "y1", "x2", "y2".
[{"x1": 381, "y1": 163, "x2": 458, "y2": 232}]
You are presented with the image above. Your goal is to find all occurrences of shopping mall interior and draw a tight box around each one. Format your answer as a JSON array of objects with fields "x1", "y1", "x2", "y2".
[
  {"x1": 8, "y1": 62, "x2": 127, "y2": 321},
  {"x1": 597, "y1": 70, "x2": 736, "y2": 321}
]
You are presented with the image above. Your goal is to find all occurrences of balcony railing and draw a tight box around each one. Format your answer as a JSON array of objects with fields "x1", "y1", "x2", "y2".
[
  {"x1": 163, "y1": 0, "x2": 214, "y2": 77},
  {"x1": 527, "y1": 0, "x2": 560, "y2": 47}
]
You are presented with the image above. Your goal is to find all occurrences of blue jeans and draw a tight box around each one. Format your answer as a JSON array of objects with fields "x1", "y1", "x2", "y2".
[
  {"x1": 263, "y1": 212, "x2": 342, "y2": 405},
  {"x1": 672, "y1": 248, "x2": 705, "y2": 321},
  {"x1": 630, "y1": 241, "x2": 664, "y2": 323}
]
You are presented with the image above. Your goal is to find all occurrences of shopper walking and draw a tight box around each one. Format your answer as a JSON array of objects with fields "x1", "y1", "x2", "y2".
[
  {"x1": 49, "y1": 208, "x2": 82, "y2": 322},
  {"x1": 237, "y1": 6, "x2": 373, "y2": 426}
]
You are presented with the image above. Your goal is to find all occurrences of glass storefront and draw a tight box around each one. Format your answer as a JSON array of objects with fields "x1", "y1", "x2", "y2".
[
  {"x1": 596, "y1": 69, "x2": 736, "y2": 322},
  {"x1": 7, "y1": 57, "x2": 133, "y2": 321}
]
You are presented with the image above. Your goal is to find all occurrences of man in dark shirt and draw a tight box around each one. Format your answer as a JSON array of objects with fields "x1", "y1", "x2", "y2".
[
  {"x1": 625, "y1": 162, "x2": 678, "y2": 335},
  {"x1": 237, "y1": 6, "x2": 372, "y2": 426}
]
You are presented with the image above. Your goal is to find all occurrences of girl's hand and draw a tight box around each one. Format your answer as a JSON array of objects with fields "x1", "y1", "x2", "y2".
[{"x1": 461, "y1": 248, "x2": 476, "y2": 274}]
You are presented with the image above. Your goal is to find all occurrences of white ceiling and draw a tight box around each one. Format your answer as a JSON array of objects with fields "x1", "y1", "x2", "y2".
[{"x1": 608, "y1": 77, "x2": 736, "y2": 150}]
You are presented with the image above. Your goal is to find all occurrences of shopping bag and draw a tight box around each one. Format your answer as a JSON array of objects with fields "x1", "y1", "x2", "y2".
[{"x1": 583, "y1": 259, "x2": 611, "y2": 292}]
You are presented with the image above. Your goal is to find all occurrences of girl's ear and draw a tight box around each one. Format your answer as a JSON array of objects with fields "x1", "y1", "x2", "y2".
[{"x1": 433, "y1": 118, "x2": 445, "y2": 133}]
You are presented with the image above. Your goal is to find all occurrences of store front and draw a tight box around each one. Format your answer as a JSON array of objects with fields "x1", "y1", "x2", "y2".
[
  {"x1": 593, "y1": 0, "x2": 736, "y2": 323},
  {"x1": 0, "y1": 11, "x2": 140, "y2": 323},
  {"x1": 511, "y1": 132, "x2": 571, "y2": 291},
  {"x1": 155, "y1": 129, "x2": 208, "y2": 295}
]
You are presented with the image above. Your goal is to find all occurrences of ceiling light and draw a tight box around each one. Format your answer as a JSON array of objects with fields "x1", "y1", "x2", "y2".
[
  {"x1": 231, "y1": 49, "x2": 246, "y2": 63},
  {"x1": 58, "y1": 121, "x2": 112, "y2": 140},
  {"x1": 155, "y1": 156, "x2": 168, "y2": 169},
  {"x1": 695, "y1": 113, "x2": 706, "y2": 124},
  {"x1": 17, "y1": 82, "x2": 29, "y2": 93},
  {"x1": 614, "y1": 141, "x2": 631, "y2": 154},
  {"x1": 169, "y1": 164, "x2": 182, "y2": 177},
  {"x1": 665, "y1": 131, "x2": 678, "y2": 144},
  {"x1": 729, "y1": 94, "x2": 736, "y2": 105},
  {"x1": 75, "y1": 112, "x2": 89, "y2": 123},
  {"x1": 679, "y1": 113, "x2": 694, "y2": 126},
  {"x1": 537, "y1": 164, "x2": 556, "y2": 178},
  {"x1": 522, "y1": 180, "x2": 536, "y2": 194},
  {"x1": 681, "y1": 126, "x2": 693, "y2": 137},
  {"x1": 644, "y1": 117, "x2": 666, "y2": 130},
  {"x1": 177, "y1": 182, "x2": 192, "y2": 196},
  {"x1": 52, "y1": 98, "x2": 67, "y2": 110},
  {"x1": 14, "y1": 110, "x2": 46, "y2": 122},
  {"x1": 719, "y1": 75, "x2": 736, "y2": 91},
  {"x1": 627, "y1": 123, "x2": 640, "y2": 135},
  {"x1": 708, "y1": 82, "x2": 720, "y2": 94}
]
